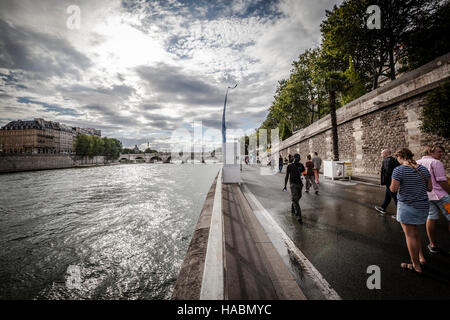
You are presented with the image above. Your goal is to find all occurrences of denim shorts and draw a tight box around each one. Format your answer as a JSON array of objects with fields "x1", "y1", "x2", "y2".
[
  {"x1": 396, "y1": 201, "x2": 428, "y2": 225},
  {"x1": 428, "y1": 194, "x2": 450, "y2": 221}
]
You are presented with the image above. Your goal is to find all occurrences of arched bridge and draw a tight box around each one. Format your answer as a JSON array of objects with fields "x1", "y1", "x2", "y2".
[{"x1": 118, "y1": 152, "x2": 221, "y2": 163}]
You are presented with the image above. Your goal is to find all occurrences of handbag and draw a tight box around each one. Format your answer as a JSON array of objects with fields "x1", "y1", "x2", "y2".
[{"x1": 444, "y1": 203, "x2": 450, "y2": 214}]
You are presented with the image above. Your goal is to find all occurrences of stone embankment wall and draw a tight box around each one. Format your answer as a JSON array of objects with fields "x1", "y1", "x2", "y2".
[
  {"x1": 275, "y1": 53, "x2": 450, "y2": 177},
  {"x1": 0, "y1": 155, "x2": 75, "y2": 173},
  {"x1": 0, "y1": 155, "x2": 109, "y2": 173}
]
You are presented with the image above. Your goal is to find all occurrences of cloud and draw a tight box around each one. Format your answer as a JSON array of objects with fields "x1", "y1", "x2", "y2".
[
  {"x1": 136, "y1": 63, "x2": 223, "y2": 106},
  {"x1": 0, "y1": 0, "x2": 343, "y2": 147},
  {"x1": 0, "y1": 19, "x2": 91, "y2": 79}
]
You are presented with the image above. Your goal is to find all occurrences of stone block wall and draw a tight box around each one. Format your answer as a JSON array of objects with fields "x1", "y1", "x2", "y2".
[{"x1": 0, "y1": 155, "x2": 74, "y2": 173}]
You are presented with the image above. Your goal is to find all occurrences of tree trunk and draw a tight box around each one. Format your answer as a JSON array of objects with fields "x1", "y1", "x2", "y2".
[
  {"x1": 329, "y1": 91, "x2": 339, "y2": 161},
  {"x1": 372, "y1": 71, "x2": 378, "y2": 90},
  {"x1": 372, "y1": 62, "x2": 381, "y2": 89},
  {"x1": 388, "y1": 38, "x2": 396, "y2": 80}
]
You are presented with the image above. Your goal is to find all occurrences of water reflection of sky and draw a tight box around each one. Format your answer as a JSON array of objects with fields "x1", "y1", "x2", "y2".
[{"x1": 0, "y1": 164, "x2": 220, "y2": 299}]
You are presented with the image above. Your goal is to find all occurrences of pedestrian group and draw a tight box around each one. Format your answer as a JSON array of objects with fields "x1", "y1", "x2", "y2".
[{"x1": 277, "y1": 144, "x2": 449, "y2": 275}]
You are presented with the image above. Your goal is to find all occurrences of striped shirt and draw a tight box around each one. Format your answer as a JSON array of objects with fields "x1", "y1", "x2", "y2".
[{"x1": 392, "y1": 165, "x2": 430, "y2": 210}]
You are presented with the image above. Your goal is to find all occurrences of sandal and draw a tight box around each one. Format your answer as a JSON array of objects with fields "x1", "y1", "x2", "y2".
[{"x1": 401, "y1": 262, "x2": 423, "y2": 275}]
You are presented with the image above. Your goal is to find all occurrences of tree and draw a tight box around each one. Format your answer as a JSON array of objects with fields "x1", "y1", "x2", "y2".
[
  {"x1": 74, "y1": 134, "x2": 121, "y2": 160},
  {"x1": 74, "y1": 134, "x2": 90, "y2": 156},
  {"x1": 258, "y1": 49, "x2": 327, "y2": 140},
  {"x1": 280, "y1": 120, "x2": 292, "y2": 141},
  {"x1": 320, "y1": 1, "x2": 377, "y2": 87},
  {"x1": 91, "y1": 136, "x2": 104, "y2": 157},
  {"x1": 121, "y1": 148, "x2": 133, "y2": 154},
  {"x1": 144, "y1": 147, "x2": 158, "y2": 153},
  {"x1": 109, "y1": 138, "x2": 122, "y2": 160},
  {"x1": 324, "y1": 71, "x2": 351, "y2": 161},
  {"x1": 320, "y1": 0, "x2": 438, "y2": 89},
  {"x1": 342, "y1": 57, "x2": 367, "y2": 105},
  {"x1": 420, "y1": 79, "x2": 450, "y2": 139},
  {"x1": 401, "y1": 1, "x2": 450, "y2": 71}
]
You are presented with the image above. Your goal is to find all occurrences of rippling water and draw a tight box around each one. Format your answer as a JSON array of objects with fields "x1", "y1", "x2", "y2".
[{"x1": 0, "y1": 163, "x2": 220, "y2": 299}]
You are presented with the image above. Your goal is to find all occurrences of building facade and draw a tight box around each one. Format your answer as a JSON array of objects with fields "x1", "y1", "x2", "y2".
[{"x1": 0, "y1": 118, "x2": 101, "y2": 154}]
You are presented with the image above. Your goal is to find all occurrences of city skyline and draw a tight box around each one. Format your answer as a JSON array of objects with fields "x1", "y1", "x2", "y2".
[{"x1": 0, "y1": 0, "x2": 342, "y2": 150}]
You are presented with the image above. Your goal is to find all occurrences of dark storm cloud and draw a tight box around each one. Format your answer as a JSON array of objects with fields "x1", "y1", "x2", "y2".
[
  {"x1": 136, "y1": 63, "x2": 223, "y2": 106},
  {"x1": 0, "y1": 19, "x2": 91, "y2": 79}
]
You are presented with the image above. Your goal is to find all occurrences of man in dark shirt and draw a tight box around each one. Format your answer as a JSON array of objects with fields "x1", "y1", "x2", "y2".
[
  {"x1": 279, "y1": 156, "x2": 284, "y2": 173},
  {"x1": 283, "y1": 153, "x2": 306, "y2": 224},
  {"x1": 375, "y1": 149, "x2": 400, "y2": 215}
]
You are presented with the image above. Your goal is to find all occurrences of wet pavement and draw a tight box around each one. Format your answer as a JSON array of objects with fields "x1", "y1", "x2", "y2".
[{"x1": 241, "y1": 165, "x2": 450, "y2": 300}]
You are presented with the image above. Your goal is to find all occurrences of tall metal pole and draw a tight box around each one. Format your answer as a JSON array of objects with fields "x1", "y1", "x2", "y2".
[{"x1": 222, "y1": 84, "x2": 237, "y2": 144}]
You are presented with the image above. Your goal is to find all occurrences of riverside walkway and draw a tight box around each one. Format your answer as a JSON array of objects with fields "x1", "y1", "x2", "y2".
[
  {"x1": 172, "y1": 169, "x2": 305, "y2": 300},
  {"x1": 173, "y1": 165, "x2": 450, "y2": 300}
]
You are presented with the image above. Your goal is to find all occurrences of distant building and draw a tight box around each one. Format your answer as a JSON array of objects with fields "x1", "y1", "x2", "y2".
[
  {"x1": 133, "y1": 145, "x2": 140, "y2": 153},
  {"x1": 0, "y1": 118, "x2": 101, "y2": 154},
  {"x1": 59, "y1": 123, "x2": 74, "y2": 154}
]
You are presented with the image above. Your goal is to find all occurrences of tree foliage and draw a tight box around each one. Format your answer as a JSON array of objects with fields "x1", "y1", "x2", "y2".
[
  {"x1": 420, "y1": 79, "x2": 450, "y2": 139},
  {"x1": 401, "y1": 1, "x2": 450, "y2": 71},
  {"x1": 74, "y1": 134, "x2": 122, "y2": 160},
  {"x1": 144, "y1": 147, "x2": 158, "y2": 153},
  {"x1": 321, "y1": 0, "x2": 441, "y2": 89}
]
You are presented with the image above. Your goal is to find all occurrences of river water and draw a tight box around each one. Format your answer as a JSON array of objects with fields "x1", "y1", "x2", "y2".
[{"x1": 0, "y1": 163, "x2": 221, "y2": 299}]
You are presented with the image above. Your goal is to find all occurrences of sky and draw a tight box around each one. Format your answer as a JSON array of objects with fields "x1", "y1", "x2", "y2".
[{"x1": 0, "y1": 0, "x2": 341, "y2": 150}]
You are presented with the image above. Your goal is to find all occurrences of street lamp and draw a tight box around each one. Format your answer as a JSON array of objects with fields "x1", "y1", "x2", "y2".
[{"x1": 222, "y1": 84, "x2": 238, "y2": 144}]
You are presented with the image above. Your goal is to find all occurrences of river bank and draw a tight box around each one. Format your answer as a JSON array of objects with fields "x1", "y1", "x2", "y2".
[{"x1": 0, "y1": 154, "x2": 118, "y2": 174}]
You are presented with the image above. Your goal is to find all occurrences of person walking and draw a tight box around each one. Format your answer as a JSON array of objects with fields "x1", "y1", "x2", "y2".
[
  {"x1": 417, "y1": 144, "x2": 450, "y2": 254},
  {"x1": 288, "y1": 154, "x2": 293, "y2": 164},
  {"x1": 312, "y1": 152, "x2": 322, "y2": 184},
  {"x1": 279, "y1": 155, "x2": 284, "y2": 173},
  {"x1": 305, "y1": 154, "x2": 319, "y2": 194},
  {"x1": 283, "y1": 154, "x2": 306, "y2": 224},
  {"x1": 390, "y1": 148, "x2": 432, "y2": 274},
  {"x1": 375, "y1": 149, "x2": 400, "y2": 215}
]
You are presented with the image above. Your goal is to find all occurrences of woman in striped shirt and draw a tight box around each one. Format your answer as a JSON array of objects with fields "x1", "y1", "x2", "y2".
[{"x1": 390, "y1": 148, "x2": 432, "y2": 274}]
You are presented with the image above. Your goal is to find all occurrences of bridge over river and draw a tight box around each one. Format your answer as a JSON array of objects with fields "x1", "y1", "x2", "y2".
[{"x1": 119, "y1": 152, "x2": 222, "y2": 163}]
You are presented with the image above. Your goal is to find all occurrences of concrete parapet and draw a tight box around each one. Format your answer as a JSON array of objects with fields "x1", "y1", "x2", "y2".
[{"x1": 171, "y1": 171, "x2": 219, "y2": 300}]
